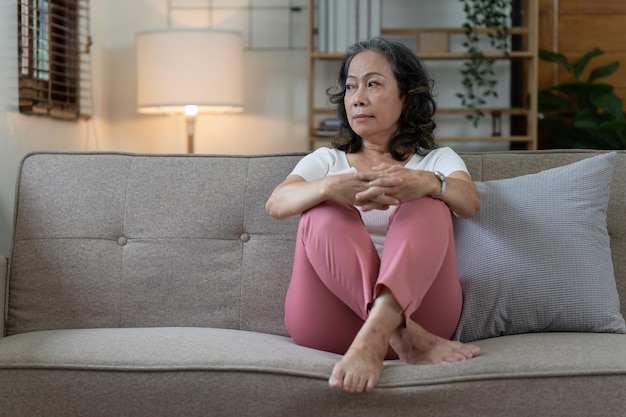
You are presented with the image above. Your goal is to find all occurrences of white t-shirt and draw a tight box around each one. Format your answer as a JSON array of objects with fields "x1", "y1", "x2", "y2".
[{"x1": 289, "y1": 146, "x2": 469, "y2": 257}]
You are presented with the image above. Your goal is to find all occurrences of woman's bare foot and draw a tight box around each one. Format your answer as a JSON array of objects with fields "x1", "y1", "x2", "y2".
[
  {"x1": 328, "y1": 289, "x2": 479, "y2": 392},
  {"x1": 328, "y1": 342, "x2": 385, "y2": 393},
  {"x1": 389, "y1": 319, "x2": 480, "y2": 365},
  {"x1": 328, "y1": 289, "x2": 403, "y2": 393}
]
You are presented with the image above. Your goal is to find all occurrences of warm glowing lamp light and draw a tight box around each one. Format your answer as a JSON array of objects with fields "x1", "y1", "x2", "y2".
[{"x1": 136, "y1": 29, "x2": 244, "y2": 153}]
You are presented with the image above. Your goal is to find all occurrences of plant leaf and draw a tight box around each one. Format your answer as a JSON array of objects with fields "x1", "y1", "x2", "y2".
[
  {"x1": 590, "y1": 89, "x2": 625, "y2": 120},
  {"x1": 572, "y1": 47, "x2": 604, "y2": 81},
  {"x1": 539, "y1": 49, "x2": 571, "y2": 72},
  {"x1": 599, "y1": 119, "x2": 626, "y2": 134},
  {"x1": 588, "y1": 61, "x2": 620, "y2": 83},
  {"x1": 572, "y1": 108, "x2": 602, "y2": 129},
  {"x1": 538, "y1": 90, "x2": 573, "y2": 112},
  {"x1": 590, "y1": 129, "x2": 624, "y2": 149}
]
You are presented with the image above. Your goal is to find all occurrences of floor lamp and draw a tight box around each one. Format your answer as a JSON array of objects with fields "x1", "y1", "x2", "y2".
[{"x1": 136, "y1": 29, "x2": 244, "y2": 153}]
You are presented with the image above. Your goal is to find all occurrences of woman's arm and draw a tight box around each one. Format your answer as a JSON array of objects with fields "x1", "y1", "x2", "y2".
[
  {"x1": 265, "y1": 175, "x2": 326, "y2": 220},
  {"x1": 266, "y1": 173, "x2": 400, "y2": 220}
]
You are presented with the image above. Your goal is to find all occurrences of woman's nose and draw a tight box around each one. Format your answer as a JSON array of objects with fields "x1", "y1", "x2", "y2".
[{"x1": 351, "y1": 87, "x2": 365, "y2": 106}]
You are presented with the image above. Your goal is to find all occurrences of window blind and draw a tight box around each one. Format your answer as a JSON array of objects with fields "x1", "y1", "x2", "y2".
[{"x1": 18, "y1": 0, "x2": 92, "y2": 120}]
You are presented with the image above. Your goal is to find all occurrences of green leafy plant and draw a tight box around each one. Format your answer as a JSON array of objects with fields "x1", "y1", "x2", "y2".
[
  {"x1": 457, "y1": 0, "x2": 512, "y2": 127},
  {"x1": 538, "y1": 47, "x2": 626, "y2": 149}
]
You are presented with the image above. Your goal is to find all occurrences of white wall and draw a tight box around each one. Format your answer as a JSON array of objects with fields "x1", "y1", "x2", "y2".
[
  {"x1": 0, "y1": 0, "x2": 511, "y2": 256},
  {"x1": 102, "y1": 0, "x2": 309, "y2": 155}
]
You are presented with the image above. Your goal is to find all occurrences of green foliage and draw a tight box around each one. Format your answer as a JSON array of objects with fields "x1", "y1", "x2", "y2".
[
  {"x1": 457, "y1": 0, "x2": 512, "y2": 127},
  {"x1": 538, "y1": 48, "x2": 626, "y2": 149}
]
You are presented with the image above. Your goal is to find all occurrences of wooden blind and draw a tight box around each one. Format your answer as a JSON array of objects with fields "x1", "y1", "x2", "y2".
[{"x1": 18, "y1": 0, "x2": 92, "y2": 120}]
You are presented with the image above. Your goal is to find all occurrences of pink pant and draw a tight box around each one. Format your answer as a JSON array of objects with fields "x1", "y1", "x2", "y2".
[{"x1": 284, "y1": 198, "x2": 463, "y2": 359}]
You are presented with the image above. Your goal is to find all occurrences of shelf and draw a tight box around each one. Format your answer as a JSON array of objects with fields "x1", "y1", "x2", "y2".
[
  {"x1": 312, "y1": 107, "x2": 530, "y2": 116},
  {"x1": 310, "y1": 51, "x2": 534, "y2": 60},
  {"x1": 436, "y1": 107, "x2": 529, "y2": 116},
  {"x1": 306, "y1": 0, "x2": 539, "y2": 151},
  {"x1": 381, "y1": 27, "x2": 530, "y2": 36},
  {"x1": 311, "y1": 108, "x2": 336, "y2": 115},
  {"x1": 310, "y1": 135, "x2": 534, "y2": 143},
  {"x1": 437, "y1": 135, "x2": 534, "y2": 143}
]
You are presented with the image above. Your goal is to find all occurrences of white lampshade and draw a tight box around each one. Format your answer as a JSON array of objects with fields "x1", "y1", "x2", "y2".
[{"x1": 136, "y1": 29, "x2": 244, "y2": 115}]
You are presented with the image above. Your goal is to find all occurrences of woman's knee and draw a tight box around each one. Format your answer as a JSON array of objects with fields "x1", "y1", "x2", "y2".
[
  {"x1": 300, "y1": 200, "x2": 361, "y2": 231},
  {"x1": 392, "y1": 197, "x2": 452, "y2": 227}
]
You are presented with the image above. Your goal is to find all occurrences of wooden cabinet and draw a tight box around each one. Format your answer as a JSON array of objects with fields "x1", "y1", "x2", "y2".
[{"x1": 306, "y1": 0, "x2": 539, "y2": 150}]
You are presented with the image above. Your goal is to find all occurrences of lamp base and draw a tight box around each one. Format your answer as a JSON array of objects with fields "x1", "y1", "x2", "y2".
[
  {"x1": 187, "y1": 132, "x2": 194, "y2": 154},
  {"x1": 186, "y1": 117, "x2": 196, "y2": 154}
]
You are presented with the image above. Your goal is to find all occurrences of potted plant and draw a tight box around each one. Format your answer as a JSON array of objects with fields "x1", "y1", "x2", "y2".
[
  {"x1": 457, "y1": 0, "x2": 512, "y2": 127},
  {"x1": 538, "y1": 47, "x2": 626, "y2": 149}
]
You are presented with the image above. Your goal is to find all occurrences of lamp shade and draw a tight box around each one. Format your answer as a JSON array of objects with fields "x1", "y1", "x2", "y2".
[{"x1": 136, "y1": 29, "x2": 244, "y2": 115}]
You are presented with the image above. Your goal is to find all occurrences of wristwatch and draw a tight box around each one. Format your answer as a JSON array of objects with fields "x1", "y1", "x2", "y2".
[{"x1": 432, "y1": 171, "x2": 447, "y2": 199}]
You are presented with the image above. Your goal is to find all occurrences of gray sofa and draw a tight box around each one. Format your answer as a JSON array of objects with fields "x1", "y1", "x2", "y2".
[{"x1": 1, "y1": 150, "x2": 626, "y2": 417}]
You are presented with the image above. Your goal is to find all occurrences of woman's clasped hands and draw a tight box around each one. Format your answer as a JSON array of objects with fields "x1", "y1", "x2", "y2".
[
  {"x1": 354, "y1": 163, "x2": 403, "y2": 211},
  {"x1": 355, "y1": 162, "x2": 436, "y2": 211}
]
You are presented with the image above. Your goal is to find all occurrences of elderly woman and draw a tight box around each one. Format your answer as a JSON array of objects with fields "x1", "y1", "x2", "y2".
[{"x1": 266, "y1": 37, "x2": 481, "y2": 393}]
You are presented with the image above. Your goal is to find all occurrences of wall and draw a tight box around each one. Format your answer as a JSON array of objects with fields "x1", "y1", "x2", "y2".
[
  {"x1": 102, "y1": 0, "x2": 309, "y2": 155},
  {"x1": 538, "y1": 0, "x2": 626, "y2": 100},
  {"x1": 0, "y1": 1, "x2": 111, "y2": 256}
]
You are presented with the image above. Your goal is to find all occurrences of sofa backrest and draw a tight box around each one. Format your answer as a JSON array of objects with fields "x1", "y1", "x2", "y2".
[{"x1": 6, "y1": 150, "x2": 626, "y2": 337}]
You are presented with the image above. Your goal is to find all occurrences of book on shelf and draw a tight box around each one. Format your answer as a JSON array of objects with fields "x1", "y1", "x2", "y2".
[
  {"x1": 316, "y1": 0, "x2": 381, "y2": 53},
  {"x1": 314, "y1": 117, "x2": 341, "y2": 136}
]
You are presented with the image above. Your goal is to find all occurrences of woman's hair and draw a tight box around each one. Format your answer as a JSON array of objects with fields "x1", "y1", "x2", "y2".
[{"x1": 327, "y1": 37, "x2": 438, "y2": 160}]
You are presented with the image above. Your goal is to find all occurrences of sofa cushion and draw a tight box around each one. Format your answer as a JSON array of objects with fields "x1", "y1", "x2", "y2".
[
  {"x1": 7, "y1": 153, "x2": 303, "y2": 337},
  {"x1": 452, "y1": 152, "x2": 626, "y2": 342},
  {"x1": 2, "y1": 329, "x2": 626, "y2": 416}
]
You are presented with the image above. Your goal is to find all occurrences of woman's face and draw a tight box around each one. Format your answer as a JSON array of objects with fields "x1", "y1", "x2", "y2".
[{"x1": 344, "y1": 50, "x2": 404, "y2": 146}]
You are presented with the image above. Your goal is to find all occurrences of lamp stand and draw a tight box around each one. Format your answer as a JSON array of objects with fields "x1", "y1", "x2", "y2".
[{"x1": 186, "y1": 116, "x2": 196, "y2": 154}]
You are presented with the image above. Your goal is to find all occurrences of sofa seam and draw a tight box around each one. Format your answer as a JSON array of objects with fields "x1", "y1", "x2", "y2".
[
  {"x1": 117, "y1": 156, "x2": 135, "y2": 328},
  {"x1": 237, "y1": 159, "x2": 251, "y2": 331},
  {"x1": 378, "y1": 369, "x2": 626, "y2": 389},
  {"x1": 2, "y1": 364, "x2": 624, "y2": 384}
]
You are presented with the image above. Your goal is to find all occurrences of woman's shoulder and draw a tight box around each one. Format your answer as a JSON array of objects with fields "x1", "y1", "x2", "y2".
[
  {"x1": 406, "y1": 147, "x2": 466, "y2": 173},
  {"x1": 291, "y1": 147, "x2": 350, "y2": 180},
  {"x1": 407, "y1": 147, "x2": 455, "y2": 164},
  {"x1": 308, "y1": 146, "x2": 345, "y2": 159},
  {"x1": 426, "y1": 146, "x2": 458, "y2": 157},
  {"x1": 304, "y1": 147, "x2": 351, "y2": 167}
]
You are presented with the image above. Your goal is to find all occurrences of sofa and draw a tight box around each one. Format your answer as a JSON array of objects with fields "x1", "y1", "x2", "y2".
[{"x1": 1, "y1": 150, "x2": 625, "y2": 417}]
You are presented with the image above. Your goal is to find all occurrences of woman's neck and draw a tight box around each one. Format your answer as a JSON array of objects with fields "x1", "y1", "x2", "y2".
[{"x1": 361, "y1": 140, "x2": 390, "y2": 155}]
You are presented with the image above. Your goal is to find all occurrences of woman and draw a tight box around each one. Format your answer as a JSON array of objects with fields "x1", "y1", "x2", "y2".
[{"x1": 266, "y1": 37, "x2": 481, "y2": 393}]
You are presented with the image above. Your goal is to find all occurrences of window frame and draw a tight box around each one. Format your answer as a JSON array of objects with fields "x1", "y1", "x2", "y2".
[{"x1": 18, "y1": 0, "x2": 90, "y2": 120}]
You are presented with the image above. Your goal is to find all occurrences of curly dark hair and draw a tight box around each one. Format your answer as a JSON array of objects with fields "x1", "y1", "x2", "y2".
[{"x1": 327, "y1": 37, "x2": 438, "y2": 161}]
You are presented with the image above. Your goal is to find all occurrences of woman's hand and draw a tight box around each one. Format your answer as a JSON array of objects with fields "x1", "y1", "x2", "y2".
[
  {"x1": 321, "y1": 173, "x2": 395, "y2": 207},
  {"x1": 354, "y1": 163, "x2": 480, "y2": 217},
  {"x1": 353, "y1": 164, "x2": 404, "y2": 211}
]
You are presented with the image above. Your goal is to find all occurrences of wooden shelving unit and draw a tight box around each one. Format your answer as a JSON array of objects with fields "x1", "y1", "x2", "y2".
[{"x1": 306, "y1": 0, "x2": 539, "y2": 150}]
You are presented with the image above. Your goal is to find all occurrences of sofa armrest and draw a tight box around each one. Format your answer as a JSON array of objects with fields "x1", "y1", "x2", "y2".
[{"x1": 0, "y1": 255, "x2": 6, "y2": 338}]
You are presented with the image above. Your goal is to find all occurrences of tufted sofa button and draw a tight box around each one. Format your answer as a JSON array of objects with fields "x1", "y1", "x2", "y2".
[
  {"x1": 118, "y1": 236, "x2": 128, "y2": 246},
  {"x1": 240, "y1": 233, "x2": 250, "y2": 242}
]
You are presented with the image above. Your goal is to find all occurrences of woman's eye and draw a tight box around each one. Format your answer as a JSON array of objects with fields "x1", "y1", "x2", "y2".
[
  {"x1": 368, "y1": 81, "x2": 380, "y2": 87},
  {"x1": 346, "y1": 83, "x2": 355, "y2": 90}
]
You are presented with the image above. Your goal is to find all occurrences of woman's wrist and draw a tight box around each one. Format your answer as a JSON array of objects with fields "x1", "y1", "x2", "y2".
[{"x1": 431, "y1": 171, "x2": 446, "y2": 199}]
